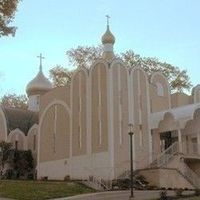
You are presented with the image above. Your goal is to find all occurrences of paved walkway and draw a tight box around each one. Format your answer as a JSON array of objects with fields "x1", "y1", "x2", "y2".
[{"x1": 52, "y1": 190, "x2": 194, "y2": 200}]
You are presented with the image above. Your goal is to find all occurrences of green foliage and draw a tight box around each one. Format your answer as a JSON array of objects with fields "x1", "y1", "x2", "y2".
[
  {"x1": 51, "y1": 46, "x2": 192, "y2": 92},
  {"x1": 66, "y1": 45, "x2": 103, "y2": 69},
  {"x1": 120, "y1": 50, "x2": 192, "y2": 93},
  {"x1": 0, "y1": 0, "x2": 21, "y2": 37},
  {"x1": 0, "y1": 180, "x2": 94, "y2": 200},
  {"x1": 175, "y1": 188, "x2": 183, "y2": 197},
  {"x1": 0, "y1": 93, "x2": 28, "y2": 109},
  {"x1": 0, "y1": 141, "x2": 12, "y2": 169},
  {"x1": 10, "y1": 149, "x2": 34, "y2": 178}
]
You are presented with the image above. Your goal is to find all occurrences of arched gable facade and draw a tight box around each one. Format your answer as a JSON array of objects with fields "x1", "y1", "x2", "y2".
[
  {"x1": 89, "y1": 60, "x2": 109, "y2": 153},
  {"x1": 110, "y1": 60, "x2": 129, "y2": 176},
  {"x1": 39, "y1": 100, "x2": 70, "y2": 163},
  {"x1": 7, "y1": 129, "x2": 27, "y2": 150},
  {"x1": 27, "y1": 124, "x2": 38, "y2": 163},
  {"x1": 130, "y1": 67, "x2": 151, "y2": 168},
  {"x1": 0, "y1": 107, "x2": 7, "y2": 141},
  {"x1": 150, "y1": 72, "x2": 171, "y2": 112},
  {"x1": 71, "y1": 68, "x2": 88, "y2": 156}
]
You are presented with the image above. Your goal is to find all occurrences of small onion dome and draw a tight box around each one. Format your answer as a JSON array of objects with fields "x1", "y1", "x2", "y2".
[
  {"x1": 26, "y1": 70, "x2": 52, "y2": 96},
  {"x1": 101, "y1": 25, "x2": 115, "y2": 45}
]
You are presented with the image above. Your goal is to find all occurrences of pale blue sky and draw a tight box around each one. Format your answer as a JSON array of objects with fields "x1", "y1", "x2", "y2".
[{"x1": 0, "y1": 0, "x2": 200, "y2": 96}]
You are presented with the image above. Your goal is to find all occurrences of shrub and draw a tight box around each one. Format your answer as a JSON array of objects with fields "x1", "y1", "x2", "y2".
[
  {"x1": 64, "y1": 175, "x2": 70, "y2": 181},
  {"x1": 175, "y1": 188, "x2": 183, "y2": 197},
  {"x1": 195, "y1": 188, "x2": 200, "y2": 196},
  {"x1": 160, "y1": 190, "x2": 167, "y2": 200}
]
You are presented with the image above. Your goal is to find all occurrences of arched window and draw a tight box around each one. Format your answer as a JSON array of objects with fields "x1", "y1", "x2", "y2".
[{"x1": 156, "y1": 82, "x2": 164, "y2": 96}]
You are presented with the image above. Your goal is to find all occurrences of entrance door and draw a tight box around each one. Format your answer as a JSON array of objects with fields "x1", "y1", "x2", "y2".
[{"x1": 160, "y1": 131, "x2": 174, "y2": 152}]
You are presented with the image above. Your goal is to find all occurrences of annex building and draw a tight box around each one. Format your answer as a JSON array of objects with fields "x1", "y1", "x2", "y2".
[{"x1": 1, "y1": 23, "x2": 200, "y2": 189}]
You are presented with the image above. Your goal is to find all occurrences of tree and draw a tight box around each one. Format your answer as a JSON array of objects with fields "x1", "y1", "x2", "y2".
[
  {"x1": 0, "y1": 93, "x2": 28, "y2": 109},
  {"x1": 58, "y1": 46, "x2": 191, "y2": 92},
  {"x1": 120, "y1": 50, "x2": 192, "y2": 92},
  {"x1": 12, "y1": 150, "x2": 34, "y2": 178},
  {"x1": 66, "y1": 45, "x2": 103, "y2": 69},
  {"x1": 49, "y1": 65, "x2": 74, "y2": 87},
  {"x1": 0, "y1": 0, "x2": 21, "y2": 37}
]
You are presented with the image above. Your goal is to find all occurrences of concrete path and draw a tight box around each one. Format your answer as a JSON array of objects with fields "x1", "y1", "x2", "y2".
[{"x1": 52, "y1": 190, "x2": 194, "y2": 200}]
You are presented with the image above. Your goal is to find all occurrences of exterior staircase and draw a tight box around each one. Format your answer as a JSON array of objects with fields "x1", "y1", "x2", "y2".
[
  {"x1": 82, "y1": 175, "x2": 112, "y2": 191},
  {"x1": 149, "y1": 141, "x2": 200, "y2": 189},
  {"x1": 150, "y1": 141, "x2": 179, "y2": 168},
  {"x1": 181, "y1": 162, "x2": 200, "y2": 189}
]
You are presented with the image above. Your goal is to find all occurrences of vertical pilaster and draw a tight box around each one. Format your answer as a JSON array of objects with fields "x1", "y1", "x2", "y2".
[
  {"x1": 197, "y1": 133, "x2": 200, "y2": 155},
  {"x1": 178, "y1": 129, "x2": 182, "y2": 153}
]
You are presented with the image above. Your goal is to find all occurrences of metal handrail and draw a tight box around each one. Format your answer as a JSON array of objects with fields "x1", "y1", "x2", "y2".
[
  {"x1": 182, "y1": 163, "x2": 200, "y2": 188},
  {"x1": 151, "y1": 142, "x2": 179, "y2": 167}
]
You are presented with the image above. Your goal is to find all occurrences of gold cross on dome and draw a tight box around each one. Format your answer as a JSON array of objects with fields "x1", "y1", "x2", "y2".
[
  {"x1": 37, "y1": 53, "x2": 45, "y2": 71},
  {"x1": 105, "y1": 15, "x2": 110, "y2": 26}
]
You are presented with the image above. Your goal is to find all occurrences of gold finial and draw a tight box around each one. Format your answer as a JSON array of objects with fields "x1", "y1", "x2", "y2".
[
  {"x1": 37, "y1": 53, "x2": 45, "y2": 72},
  {"x1": 105, "y1": 15, "x2": 110, "y2": 27}
]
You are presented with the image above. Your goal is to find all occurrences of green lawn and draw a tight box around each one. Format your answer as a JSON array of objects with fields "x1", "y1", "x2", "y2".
[{"x1": 0, "y1": 180, "x2": 95, "y2": 200}]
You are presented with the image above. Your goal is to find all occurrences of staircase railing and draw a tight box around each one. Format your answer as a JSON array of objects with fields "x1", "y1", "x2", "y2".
[
  {"x1": 88, "y1": 175, "x2": 112, "y2": 190},
  {"x1": 150, "y1": 141, "x2": 179, "y2": 167},
  {"x1": 182, "y1": 163, "x2": 200, "y2": 189}
]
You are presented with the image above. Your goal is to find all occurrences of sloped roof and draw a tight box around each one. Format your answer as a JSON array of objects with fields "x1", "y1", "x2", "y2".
[{"x1": 1, "y1": 107, "x2": 38, "y2": 135}]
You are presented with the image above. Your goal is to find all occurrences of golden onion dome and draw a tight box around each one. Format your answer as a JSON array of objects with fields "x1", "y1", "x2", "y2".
[
  {"x1": 101, "y1": 25, "x2": 115, "y2": 45},
  {"x1": 26, "y1": 69, "x2": 52, "y2": 96}
]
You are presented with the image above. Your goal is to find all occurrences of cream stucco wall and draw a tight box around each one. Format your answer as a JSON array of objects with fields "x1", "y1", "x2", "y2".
[
  {"x1": 7, "y1": 129, "x2": 27, "y2": 150},
  {"x1": 111, "y1": 62, "x2": 130, "y2": 177},
  {"x1": 139, "y1": 168, "x2": 194, "y2": 189},
  {"x1": 37, "y1": 55, "x2": 200, "y2": 184},
  {"x1": 91, "y1": 62, "x2": 108, "y2": 153},
  {"x1": 171, "y1": 93, "x2": 193, "y2": 108},
  {"x1": 71, "y1": 69, "x2": 87, "y2": 156},
  {"x1": 150, "y1": 72, "x2": 170, "y2": 113},
  {"x1": 131, "y1": 68, "x2": 151, "y2": 169},
  {"x1": 27, "y1": 124, "x2": 38, "y2": 164},
  {"x1": 0, "y1": 107, "x2": 7, "y2": 141},
  {"x1": 39, "y1": 103, "x2": 70, "y2": 162}
]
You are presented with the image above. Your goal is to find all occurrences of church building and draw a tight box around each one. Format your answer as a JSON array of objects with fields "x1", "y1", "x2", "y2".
[{"x1": 1, "y1": 22, "x2": 200, "y2": 189}]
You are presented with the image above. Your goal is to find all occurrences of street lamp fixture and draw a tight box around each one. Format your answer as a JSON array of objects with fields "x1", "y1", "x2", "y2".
[{"x1": 128, "y1": 123, "x2": 134, "y2": 199}]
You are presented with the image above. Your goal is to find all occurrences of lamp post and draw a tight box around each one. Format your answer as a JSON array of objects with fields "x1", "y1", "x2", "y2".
[
  {"x1": 128, "y1": 123, "x2": 134, "y2": 199},
  {"x1": 0, "y1": 147, "x2": 2, "y2": 178}
]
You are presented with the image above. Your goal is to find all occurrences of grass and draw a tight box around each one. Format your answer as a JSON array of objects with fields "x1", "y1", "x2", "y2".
[{"x1": 0, "y1": 180, "x2": 95, "y2": 200}]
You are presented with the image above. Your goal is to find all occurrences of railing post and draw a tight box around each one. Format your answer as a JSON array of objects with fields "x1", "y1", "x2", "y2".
[{"x1": 178, "y1": 129, "x2": 182, "y2": 153}]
